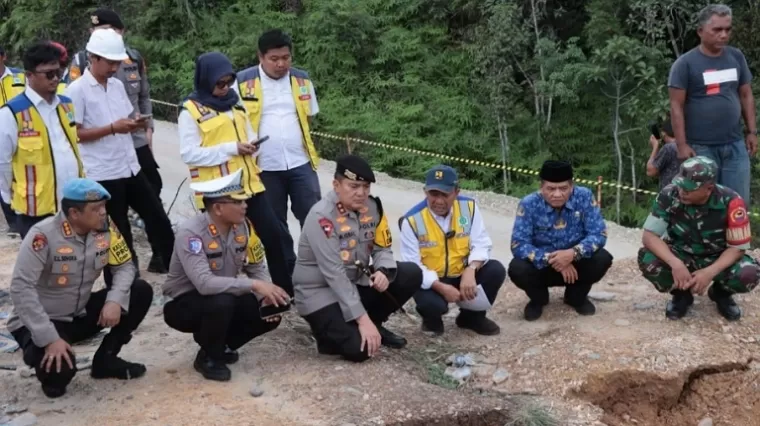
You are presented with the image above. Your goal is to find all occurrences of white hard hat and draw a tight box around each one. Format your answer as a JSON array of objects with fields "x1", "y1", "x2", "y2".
[{"x1": 85, "y1": 28, "x2": 128, "y2": 61}]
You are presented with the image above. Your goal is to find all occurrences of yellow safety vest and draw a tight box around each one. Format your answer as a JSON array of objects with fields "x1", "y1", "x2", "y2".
[
  {"x1": 402, "y1": 197, "x2": 476, "y2": 278},
  {"x1": 1, "y1": 69, "x2": 26, "y2": 106},
  {"x1": 56, "y1": 83, "x2": 66, "y2": 95},
  {"x1": 182, "y1": 100, "x2": 265, "y2": 208},
  {"x1": 236, "y1": 66, "x2": 319, "y2": 170},
  {"x1": 6, "y1": 94, "x2": 84, "y2": 216}
]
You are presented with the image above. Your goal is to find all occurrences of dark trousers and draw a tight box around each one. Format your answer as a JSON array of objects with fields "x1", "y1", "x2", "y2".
[
  {"x1": 302, "y1": 262, "x2": 422, "y2": 363},
  {"x1": 413, "y1": 260, "x2": 506, "y2": 320},
  {"x1": 17, "y1": 214, "x2": 53, "y2": 239},
  {"x1": 163, "y1": 291, "x2": 281, "y2": 361},
  {"x1": 508, "y1": 249, "x2": 613, "y2": 306},
  {"x1": 245, "y1": 193, "x2": 295, "y2": 295},
  {"x1": 10, "y1": 279, "x2": 153, "y2": 391},
  {"x1": 135, "y1": 145, "x2": 163, "y2": 202},
  {"x1": 1, "y1": 194, "x2": 18, "y2": 232},
  {"x1": 98, "y1": 171, "x2": 174, "y2": 269}
]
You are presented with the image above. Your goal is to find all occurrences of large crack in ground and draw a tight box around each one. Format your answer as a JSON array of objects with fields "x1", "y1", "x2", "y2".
[{"x1": 574, "y1": 358, "x2": 760, "y2": 426}]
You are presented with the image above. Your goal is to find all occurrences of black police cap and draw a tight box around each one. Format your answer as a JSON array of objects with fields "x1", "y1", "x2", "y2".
[
  {"x1": 335, "y1": 154, "x2": 375, "y2": 183},
  {"x1": 91, "y1": 9, "x2": 124, "y2": 29}
]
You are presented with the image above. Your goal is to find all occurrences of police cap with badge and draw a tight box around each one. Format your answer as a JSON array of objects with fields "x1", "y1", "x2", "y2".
[
  {"x1": 91, "y1": 8, "x2": 124, "y2": 29},
  {"x1": 62, "y1": 178, "x2": 112, "y2": 202},
  {"x1": 335, "y1": 154, "x2": 376, "y2": 183},
  {"x1": 189, "y1": 169, "x2": 249, "y2": 204}
]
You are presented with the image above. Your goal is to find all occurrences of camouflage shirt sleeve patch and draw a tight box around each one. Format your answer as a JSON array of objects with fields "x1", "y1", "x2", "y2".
[{"x1": 726, "y1": 196, "x2": 751, "y2": 248}]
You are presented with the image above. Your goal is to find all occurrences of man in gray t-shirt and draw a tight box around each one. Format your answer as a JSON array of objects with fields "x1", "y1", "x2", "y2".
[{"x1": 668, "y1": 4, "x2": 756, "y2": 204}]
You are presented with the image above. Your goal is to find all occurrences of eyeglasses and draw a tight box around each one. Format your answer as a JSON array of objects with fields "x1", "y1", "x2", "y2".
[
  {"x1": 31, "y1": 68, "x2": 64, "y2": 80},
  {"x1": 216, "y1": 78, "x2": 234, "y2": 89}
]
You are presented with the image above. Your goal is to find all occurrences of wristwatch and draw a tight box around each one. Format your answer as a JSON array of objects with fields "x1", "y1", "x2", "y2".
[
  {"x1": 466, "y1": 264, "x2": 478, "y2": 272},
  {"x1": 572, "y1": 246, "x2": 583, "y2": 262},
  {"x1": 745, "y1": 129, "x2": 758, "y2": 135}
]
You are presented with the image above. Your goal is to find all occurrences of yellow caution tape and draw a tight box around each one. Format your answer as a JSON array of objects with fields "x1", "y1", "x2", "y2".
[{"x1": 150, "y1": 99, "x2": 759, "y2": 217}]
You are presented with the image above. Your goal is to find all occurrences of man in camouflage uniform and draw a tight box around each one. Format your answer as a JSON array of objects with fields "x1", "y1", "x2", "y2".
[{"x1": 639, "y1": 156, "x2": 760, "y2": 321}]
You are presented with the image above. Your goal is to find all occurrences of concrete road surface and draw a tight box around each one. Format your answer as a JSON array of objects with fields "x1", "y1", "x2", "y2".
[{"x1": 151, "y1": 121, "x2": 639, "y2": 262}]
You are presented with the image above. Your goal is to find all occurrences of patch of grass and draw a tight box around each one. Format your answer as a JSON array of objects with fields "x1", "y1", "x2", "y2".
[
  {"x1": 505, "y1": 398, "x2": 559, "y2": 426},
  {"x1": 426, "y1": 362, "x2": 461, "y2": 390}
]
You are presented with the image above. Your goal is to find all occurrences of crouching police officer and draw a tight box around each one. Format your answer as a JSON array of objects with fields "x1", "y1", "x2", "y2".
[
  {"x1": 162, "y1": 169, "x2": 290, "y2": 382},
  {"x1": 7, "y1": 178, "x2": 153, "y2": 398},
  {"x1": 294, "y1": 155, "x2": 422, "y2": 362}
]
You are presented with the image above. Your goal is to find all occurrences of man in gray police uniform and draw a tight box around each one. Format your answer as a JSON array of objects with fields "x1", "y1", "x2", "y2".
[{"x1": 68, "y1": 8, "x2": 166, "y2": 272}]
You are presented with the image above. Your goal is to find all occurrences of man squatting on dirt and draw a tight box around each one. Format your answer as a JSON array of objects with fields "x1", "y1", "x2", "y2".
[
  {"x1": 7, "y1": 178, "x2": 153, "y2": 398},
  {"x1": 508, "y1": 160, "x2": 614, "y2": 321},
  {"x1": 639, "y1": 156, "x2": 760, "y2": 321},
  {"x1": 162, "y1": 170, "x2": 290, "y2": 382},
  {"x1": 293, "y1": 155, "x2": 423, "y2": 362}
]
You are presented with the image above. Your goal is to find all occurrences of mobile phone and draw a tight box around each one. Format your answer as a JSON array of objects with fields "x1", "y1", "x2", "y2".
[
  {"x1": 649, "y1": 121, "x2": 661, "y2": 140},
  {"x1": 259, "y1": 301, "x2": 290, "y2": 319},
  {"x1": 135, "y1": 114, "x2": 153, "y2": 122},
  {"x1": 250, "y1": 135, "x2": 270, "y2": 146}
]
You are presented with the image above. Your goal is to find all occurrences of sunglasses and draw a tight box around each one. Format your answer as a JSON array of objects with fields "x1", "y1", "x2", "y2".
[
  {"x1": 216, "y1": 78, "x2": 235, "y2": 89},
  {"x1": 31, "y1": 68, "x2": 64, "y2": 80}
]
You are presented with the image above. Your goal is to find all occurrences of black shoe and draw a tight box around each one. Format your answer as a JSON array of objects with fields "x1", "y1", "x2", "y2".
[
  {"x1": 569, "y1": 299, "x2": 596, "y2": 316},
  {"x1": 709, "y1": 287, "x2": 741, "y2": 321},
  {"x1": 378, "y1": 325, "x2": 407, "y2": 349},
  {"x1": 6, "y1": 225, "x2": 19, "y2": 238},
  {"x1": 146, "y1": 254, "x2": 168, "y2": 274},
  {"x1": 193, "y1": 350, "x2": 231, "y2": 382},
  {"x1": 524, "y1": 302, "x2": 544, "y2": 321},
  {"x1": 91, "y1": 356, "x2": 147, "y2": 380},
  {"x1": 41, "y1": 385, "x2": 66, "y2": 398},
  {"x1": 223, "y1": 347, "x2": 239, "y2": 364},
  {"x1": 666, "y1": 290, "x2": 694, "y2": 320},
  {"x1": 421, "y1": 317, "x2": 444, "y2": 336},
  {"x1": 456, "y1": 314, "x2": 501, "y2": 335}
]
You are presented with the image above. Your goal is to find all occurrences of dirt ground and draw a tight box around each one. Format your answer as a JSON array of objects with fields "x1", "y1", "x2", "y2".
[{"x1": 2, "y1": 218, "x2": 760, "y2": 425}]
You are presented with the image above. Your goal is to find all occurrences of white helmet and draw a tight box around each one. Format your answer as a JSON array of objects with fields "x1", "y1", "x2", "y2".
[{"x1": 86, "y1": 28, "x2": 128, "y2": 61}]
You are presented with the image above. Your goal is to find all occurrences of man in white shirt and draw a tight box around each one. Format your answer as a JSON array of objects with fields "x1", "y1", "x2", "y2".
[
  {"x1": 235, "y1": 30, "x2": 322, "y2": 271},
  {"x1": 399, "y1": 165, "x2": 505, "y2": 336},
  {"x1": 65, "y1": 29, "x2": 174, "y2": 275},
  {"x1": 0, "y1": 42, "x2": 84, "y2": 238}
]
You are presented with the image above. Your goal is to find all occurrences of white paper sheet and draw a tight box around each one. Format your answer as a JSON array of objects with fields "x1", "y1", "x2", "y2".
[{"x1": 456, "y1": 284, "x2": 492, "y2": 311}]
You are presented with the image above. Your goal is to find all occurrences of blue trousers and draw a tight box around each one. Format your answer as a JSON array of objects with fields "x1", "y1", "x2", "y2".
[{"x1": 691, "y1": 140, "x2": 751, "y2": 204}]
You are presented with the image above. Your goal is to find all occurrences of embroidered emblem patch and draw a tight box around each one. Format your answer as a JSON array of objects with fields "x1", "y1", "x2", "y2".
[
  {"x1": 32, "y1": 234, "x2": 47, "y2": 252},
  {"x1": 188, "y1": 237, "x2": 203, "y2": 254},
  {"x1": 319, "y1": 218, "x2": 333, "y2": 238}
]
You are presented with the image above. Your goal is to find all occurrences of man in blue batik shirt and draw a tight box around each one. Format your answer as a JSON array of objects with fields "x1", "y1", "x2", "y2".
[{"x1": 508, "y1": 160, "x2": 613, "y2": 321}]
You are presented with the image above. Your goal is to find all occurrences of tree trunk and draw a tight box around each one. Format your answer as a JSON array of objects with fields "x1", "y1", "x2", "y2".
[
  {"x1": 497, "y1": 115, "x2": 510, "y2": 194},
  {"x1": 628, "y1": 137, "x2": 637, "y2": 205},
  {"x1": 530, "y1": 0, "x2": 546, "y2": 119},
  {"x1": 613, "y1": 83, "x2": 623, "y2": 223}
]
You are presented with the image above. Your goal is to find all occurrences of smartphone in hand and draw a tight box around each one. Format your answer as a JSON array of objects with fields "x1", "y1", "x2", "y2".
[
  {"x1": 250, "y1": 135, "x2": 270, "y2": 147},
  {"x1": 649, "y1": 121, "x2": 661, "y2": 140},
  {"x1": 259, "y1": 301, "x2": 290, "y2": 319}
]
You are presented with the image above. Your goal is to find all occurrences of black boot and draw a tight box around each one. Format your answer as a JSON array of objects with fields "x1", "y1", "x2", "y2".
[
  {"x1": 377, "y1": 325, "x2": 407, "y2": 349},
  {"x1": 565, "y1": 298, "x2": 596, "y2": 316},
  {"x1": 523, "y1": 301, "x2": 544, "y2": 321},
  {"x1": 421, "y1": 317, "x2": 444, "y2": 336},
  {"x1": 709, "y1": 286, "x2": 741, "y2": 321},
  {"x1": 91, "y1": 334, "x2": 147, "y2": 380},
  {"x1": 193, "y1": 349, "x2": 231, "y2": 382},
  {"x1": 666, "y1": 289, "x2": 694, "y2": 320},
  {"x1": 456, "y1": 311, "x2": 500, "y2": 335},
  {"x1": 223, "y1": 347, "x2": 239, "y2": 364},
  {"x1": 147, "y1": 254, "x2": 168, "y2": 274}
]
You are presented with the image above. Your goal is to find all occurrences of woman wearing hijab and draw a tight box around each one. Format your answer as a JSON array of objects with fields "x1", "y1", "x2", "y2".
[{"x1": 177, "y1": 51, "x2": 295, "y2": 297}]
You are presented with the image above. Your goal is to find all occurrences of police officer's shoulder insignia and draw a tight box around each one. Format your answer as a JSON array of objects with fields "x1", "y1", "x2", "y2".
[
  {"x1": 319, "y1": 218, "x2": 334, "y2": 238},
  {"x1": 61, "y1": 220, "x2": 73, "y2": 238},
  {"x1": 208, "y1": 224, "x2": 218, "y2": 237},
  {"x1": 188, "y1": 237, "x2": 203, "y2": 254},
  {"x1": 32, "y1": 234, "x2": 47, "y2": 252}
]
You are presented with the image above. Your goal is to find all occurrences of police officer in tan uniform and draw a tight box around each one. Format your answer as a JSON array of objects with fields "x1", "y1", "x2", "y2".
[
  {"x1": 7, "y1": 178, "x2": 153, "y2": 398},
  {"x1": 162, "y1": 169, "x2": 290, "y2": 382},
  {"x1": 294, "y1": 155, "x2": 422, "y2": 362}
]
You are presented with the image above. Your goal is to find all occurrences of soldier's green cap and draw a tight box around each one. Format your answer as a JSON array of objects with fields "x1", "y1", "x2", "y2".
[{"x1": 672, "y1": 156, "x2": 717, "y2": 191}]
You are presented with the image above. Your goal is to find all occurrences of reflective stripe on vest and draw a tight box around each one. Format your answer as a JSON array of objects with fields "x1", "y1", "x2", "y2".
[
  {"x1": 7, "y1": 94, "x2": 84, "y2": 216},
  {"x1": 408, "y1": 199, "x2": 475, "y2": 278},
  {"x1": 182, "y1": 100, "x2": 265, "y2": 208},
  {"x1": 236, "y1": 66, "x2": 319, "y2": 170}
]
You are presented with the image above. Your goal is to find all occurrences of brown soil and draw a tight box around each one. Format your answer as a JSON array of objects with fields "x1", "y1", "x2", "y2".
[
  {"x1": 386, "y1": 409, "x2": 510, "y2": 426},
  {"x1": 576, "y1": 359, "x2": 760, "y2": 426}
]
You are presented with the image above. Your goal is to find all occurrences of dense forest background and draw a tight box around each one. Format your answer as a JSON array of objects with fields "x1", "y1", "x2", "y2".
[{"x1": 2, "y1": 0, "x2": 760, "y2": 228}]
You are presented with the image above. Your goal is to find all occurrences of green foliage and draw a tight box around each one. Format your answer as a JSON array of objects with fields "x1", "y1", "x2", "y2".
[{"x1": 3, "y1": 0, "x2": 760, "y2": 228}]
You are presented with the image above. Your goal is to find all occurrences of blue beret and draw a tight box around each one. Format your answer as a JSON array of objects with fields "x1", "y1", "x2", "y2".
[{"x1": 62, "y1": 178, "x2": 111, "y2": 202}]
